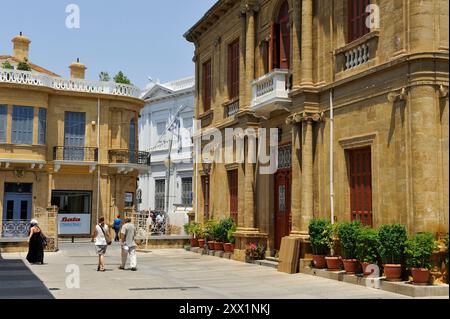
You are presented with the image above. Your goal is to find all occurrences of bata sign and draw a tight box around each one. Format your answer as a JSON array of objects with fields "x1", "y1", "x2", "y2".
[{"x1": 58, "y1": 214, "x2": 91, "y2": 235}]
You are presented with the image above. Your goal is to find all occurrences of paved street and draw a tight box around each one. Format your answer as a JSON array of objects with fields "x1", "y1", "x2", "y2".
[{"x1": 0, "y1": 242, "x2": 410, "y2": 299}]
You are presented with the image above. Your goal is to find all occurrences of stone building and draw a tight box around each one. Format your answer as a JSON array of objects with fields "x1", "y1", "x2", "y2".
[
  {"x1": 0, "y1": 33, "x2": 148, "y2": 249},
  {"x1": 185, "y1": 0, "x2": 449, "y2": 260},
  {"x1": 139, "y1": 77, "x2": 194, "y2": 225}
]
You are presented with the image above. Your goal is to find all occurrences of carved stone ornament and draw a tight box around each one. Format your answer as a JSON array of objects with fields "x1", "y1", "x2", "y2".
[
  {"x1": 286, "y1": 112, "x2": 324, "y2": 125},
  {"x1": 241, "y1": 0, "x2": 260, "y2": 14}
]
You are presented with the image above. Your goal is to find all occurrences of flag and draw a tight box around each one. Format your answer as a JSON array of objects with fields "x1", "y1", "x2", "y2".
[{"x1": 168, "y1": 117, "x2": 180, "y2": 133}]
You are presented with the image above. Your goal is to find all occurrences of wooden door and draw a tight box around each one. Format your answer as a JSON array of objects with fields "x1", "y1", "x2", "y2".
[
  {"x1": 278, "y1": 1, "x2": 290, "y2": 70},
  {"x1": 274, "y1": 169, "x2": 292, "y2": 250},
  {"x1": 228, "y1": 170, "x2": 238, "y2": 224},
  {"x1": 349, "y1": 147, "x2": 373, "y2": 226}
]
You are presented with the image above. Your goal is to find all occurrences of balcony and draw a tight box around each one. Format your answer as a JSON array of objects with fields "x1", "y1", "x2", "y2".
[
  {"x1": 223, "y1": 98, "x2": 240, "y2": 118},
  {"x1": 251, "y1": 69, "x2": 291, "y2": 117},
  {"x1": 109, "y1": 149, "x2": 151, "y2": 173},
  {"x1": 53, "y1": 146, "x2": 98, "y2": 173},
  {"x1": 0, "y1": 69, "x2": 141, "y2": 99}
]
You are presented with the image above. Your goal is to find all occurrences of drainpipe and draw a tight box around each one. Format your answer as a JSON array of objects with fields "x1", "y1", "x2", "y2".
[
  {"x1": 330, "y1": 90, "x2": 335, "y2": 226},
  {"x1": 96, "y1": 98, "x2": 100, "y2": 225}
]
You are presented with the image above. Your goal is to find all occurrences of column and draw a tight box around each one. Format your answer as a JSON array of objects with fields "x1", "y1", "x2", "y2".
[
  {"x1": 290, "y1": 122, "x2": 302, "y2": 234},
  {"x1": 291, "y1": 0, "x2": 302, "y2": 88},
  {"x1": 239, "y1": 12, "x2": 247, "y2": 105},
  {"x1": 245, "y1": 8, "x2": 256, "y2": 107},
  {"x1": 244, "y1": 134, "x2": 257, "y2": 229},
  {"x1": 301, "y1": 0, "x2": 313, "y2": 86},
  {"x1": 300, "y1": 116, "x2": 314, "y2": 233}
]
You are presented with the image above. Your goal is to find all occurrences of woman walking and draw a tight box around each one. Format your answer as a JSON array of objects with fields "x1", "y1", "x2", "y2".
[
  {"x1": 26, "y1": 219, "x2": 46, "y2": 265},
  {"x1": 92, "y1": 217, "x2": 111, "y2": 272}
]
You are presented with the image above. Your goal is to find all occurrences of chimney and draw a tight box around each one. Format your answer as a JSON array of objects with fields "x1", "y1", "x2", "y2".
[
  {"x1": 12, "y1": 32, "x2": 31, "y2": 61},
  {"x1": 69, "y1": 58, "x2": 87, "y2": 80}
]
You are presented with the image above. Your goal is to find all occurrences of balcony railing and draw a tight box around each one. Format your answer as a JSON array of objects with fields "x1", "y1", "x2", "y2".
[
  {"x1": 224, "y1": 99, "x2": 240, "y2": 118},
  {"x1": 344, "y1": 43, "x2": 370, "y2": 70},
  {"x1": 1, "y1": 220, "x2": 30, "y2": 238},
  {"x1": 53, "y1": 146, "x2": 99, "y2": 162},
  {"x1": 0, "y1": 69, "x2": 141, "y2": 98},
  {"x1": 251, "y1": 69, "x2": 291, "y2": 110},
  {"x1": 109, "y1": 150, "x2": 151, "y2": 166}
]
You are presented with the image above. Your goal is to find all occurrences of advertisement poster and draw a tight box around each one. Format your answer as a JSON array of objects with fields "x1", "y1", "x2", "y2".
[{"x1": 58, "y1": 214, "x2": 91, "y2": 235}]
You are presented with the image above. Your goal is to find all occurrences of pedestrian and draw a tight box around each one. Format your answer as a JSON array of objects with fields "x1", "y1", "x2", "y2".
[
  {"x1": 92, "y1": 217, "x2": 111, "y2": 272},
  {"x1": 26, "y1": 219, "x2": 46, "y2": 265},
  {"x1": 119, "y1": 218, "x2": 137, "y2": 271},
  {"x1": 113, "y1": 214, "x2": 122, "y2": 242}
]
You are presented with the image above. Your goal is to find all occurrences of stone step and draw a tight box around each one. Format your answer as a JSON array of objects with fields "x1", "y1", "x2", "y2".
[
  {"x1": 265, "y1": 257, "x2": 280, "y2": 263},
  {"x1": 254, "y1": 259, "x2": 279, "y2": 269}
]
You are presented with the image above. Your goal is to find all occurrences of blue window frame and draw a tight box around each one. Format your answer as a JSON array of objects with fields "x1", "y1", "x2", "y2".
[
  {"x1": 0, "y1": 105, "x2": 7, "y2": 143},
  {"x1": 129, "y1": 118, "x2": 136, "y2": 162},
  {"x1": 38, "y1": 108, "x2": 47, "y2": 145},
  {"x1": 64, "y1": 112, "x2": 86, "y2": 161},
  {"x1": 12, "y1": 106, "x2": 34, "y2": 145}
]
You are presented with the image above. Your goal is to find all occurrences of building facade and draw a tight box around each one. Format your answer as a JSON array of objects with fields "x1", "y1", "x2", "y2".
[
  {"x1": 0, "y1": 34, "x2": 148, "y2": 245},
  {"x1": 139, "y1": 77, "x2": 195, "y2": 217},
  {"x1": 185, "y1": 0, "x2": 449, "y2": 260}
]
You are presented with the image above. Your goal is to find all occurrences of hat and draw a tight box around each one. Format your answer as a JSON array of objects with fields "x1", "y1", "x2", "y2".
[{"x1": 30, "y1": 219, "x2": 39, "y2": 226}]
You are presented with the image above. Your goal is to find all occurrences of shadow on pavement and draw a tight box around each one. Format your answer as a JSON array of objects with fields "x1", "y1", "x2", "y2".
[{"x1": 0, "y1": 256, "x2": 54, "y2": 299}]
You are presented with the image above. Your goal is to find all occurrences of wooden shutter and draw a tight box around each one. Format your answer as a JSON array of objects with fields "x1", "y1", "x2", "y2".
[
  {"x1": 228, "y1": 40, "x2": 240, "y2": 99},
  {"x1": 202, "y1": 60, "x2": 212, "y2": 112},
  {"x1": 0, "y1": 105, "x2": 7, "y2": 143},
  {"x1": 348, "y1": 0, "x2": 371, "y2": 43},
  {"x1": 349, "y1": 148, "x2": 373, "y2": 226},
  {"x1": 228, "y1": 170, "x2": 238, "y2": 224},
  {"x1": 278, "y1": 1, "x2": 290, "y2": 69},
  {"x1": 270, "y1": 22, "x2": 281, "y2": 70}
]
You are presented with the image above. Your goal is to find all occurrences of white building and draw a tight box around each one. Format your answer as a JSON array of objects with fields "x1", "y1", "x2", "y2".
[{"x1": 138, "y1": 76, "x2": 195, "y2": 223}]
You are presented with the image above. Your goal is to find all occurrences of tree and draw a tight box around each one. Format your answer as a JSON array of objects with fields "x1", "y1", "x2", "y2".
[
  {"x1": 98, "y1": 71, "x2": 110, "y2": 82},
  {"x1": 113, "y1": 71, "x2": 131, "y2": 85},
  {"x1": 1, "y1": 60, "x2": 14, "y2": 70},
  {"x1": 17, "y1": 58, "x2": 31, "y2": 71}
]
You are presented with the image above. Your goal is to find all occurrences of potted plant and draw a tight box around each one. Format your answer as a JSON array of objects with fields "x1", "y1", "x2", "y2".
[
  {"x1": 308, "y1": 219, "x2": 331, "y2": 269},
  {"x1": 224, "y1": 224, "x2": 236, "y2": 253},
  {"x1": 203, "y1": 220, "x2": 216, "y2": 250},
  {"x1": 378, "y1": 224, "x2": 407, "y2": 281},
  {"x1": 245, "y1": 242, "x2": 265, "y2": 262},
  {"x1": 356, "y1": 227, "x2": 379, "y2": 276},
  {"x1": 405, "y1": 232, "x2": 437, "y2": 285},
  {"x1": 337, "y1": 221, "x2": 362, "y2": 274},
  {"x1": 184, "y1": 222, "x2": 199, "y2": 247},
  {"x1": 213, "y1": 220, "x2": 228, "y2": 251},
  {"x1": 197, "y1": 224, "x2": 205, "y2": 248},
  {"x1": 325, "y1": 223, "x2": 342, "y2": 271}
]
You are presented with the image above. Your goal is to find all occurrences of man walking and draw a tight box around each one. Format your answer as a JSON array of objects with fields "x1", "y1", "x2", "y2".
[{"x1": 119, "y1": 218, "x2": 137, "y2": 271}]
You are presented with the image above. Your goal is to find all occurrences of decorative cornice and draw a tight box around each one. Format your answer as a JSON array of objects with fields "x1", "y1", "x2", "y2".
[
  {"x1": 286, "y1": 111, "x2": 324, "y2": 125},
  {"x1": 240, "y1": 0, "x2": 260, "y2": 14}
]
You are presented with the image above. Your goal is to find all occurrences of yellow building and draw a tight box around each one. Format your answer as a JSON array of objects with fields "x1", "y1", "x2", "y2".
[
  {"x1": 0, "y1": 33, "x2": 148, "y2": 247},
  {"x1": 185, "y1": 0, "x2": 449, "y2": 260}
]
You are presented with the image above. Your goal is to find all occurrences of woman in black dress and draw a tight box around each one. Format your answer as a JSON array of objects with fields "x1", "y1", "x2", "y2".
[{"x1": 26, "y1": 219, "x2": 45, "y2": 265}]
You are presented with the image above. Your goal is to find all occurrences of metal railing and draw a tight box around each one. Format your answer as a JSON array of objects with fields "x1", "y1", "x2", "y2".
[
  {"x1": 0, "y1": 69, "x2": 141, "y2": 98},
  {"x1": 1, "y1": 220, "x2": 30, "y2": 238},
  {"x1": 108, "y1": 150, "x2": 151, "y2": 166},
  {"x1": 53, "y1": 146, "x2": 99, "y2": 162}
]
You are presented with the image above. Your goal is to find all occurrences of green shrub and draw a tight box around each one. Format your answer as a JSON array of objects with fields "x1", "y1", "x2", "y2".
[
  {"x1": 99, "y1": 71, "x2": 111, "y2": 81},
  {"x1": 227, "y1": 224, "x2": 237, "y2": 244},
  {"x1": 445, "y1": 234, "x2": 449, "y2": 266},
  {"x1": 184, "y1": 222, "x2": 202, "y2": 238},
  {"x1": 203, "y1": 220, "x2": 216, "y2": 241},
  {"x1": 17, "y1": 58, "x2": 31, "y2": 71},
  {"x1": 378, "y1": 224, "x2": 407, "y2": 265},
  {"x1": 308, "y1": 219, "x2": 332, "y2": 256},
  {"x1": 1, "y1": 60, "x2": 14, "y2": 69},
  {"x1": 405, "y1": 233, "x2": 437, "y2": 270},
  {"x1": 356, "y1": 227, "x2": 379, "y2": 264},
  {"x1": 337, "y1": 221, "x2": 362, "y2": 260},
  {"x1": 114, "y1": 71, "x2": 131, "y2": 84}
]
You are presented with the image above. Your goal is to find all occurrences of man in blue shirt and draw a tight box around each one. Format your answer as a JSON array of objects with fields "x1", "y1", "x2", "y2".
[{"x1": 112, "y1": 215, "x2": 122, "y2": 242}]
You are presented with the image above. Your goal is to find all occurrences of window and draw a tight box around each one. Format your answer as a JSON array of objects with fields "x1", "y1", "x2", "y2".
[
  {"x1": 157, "y1": 122, "x2": 166, "y2": 136},
  {"x1": 228, "y1": 170, "x2": 238, "y2": 224},
  {"x1": 348, "y1": 147, "x2": 373, "y2": 227},
  {"x1": 38, "y1": 108, "x2": 46, "y2": 145},
  {"x1": 228, "y1": 39, "x2": 240, "y2": 99},
  {"x1": 181, "y1": 177, "x2": 193, "y2": 207},
  {"x1": 202, "y1": 60, "x2": 212, "y2": 112},
  {"x1": 348, "y1": 0, "x2": 371, "y2": 43},
  {"x1": 125, "y1": 192, "x2": 134, "y2": 208},
  {"x1": 270, "y1": 1, "x2": 290, "y2": 70},
  {"x1": 64, "y1": 112, "x2": 86, "y2": 161},
  {"x1": 0, "y1": 105, "x2": 6, "y2": 143},
  {"x1": 129, "y1": 118, "x2": 136, "y2": 162},
  {"x1": 12, "y1": 106, "x2": 34, "y2": 144},
  {"x1": 155, "y1": 180, "x2": 166, "y2": 212}
]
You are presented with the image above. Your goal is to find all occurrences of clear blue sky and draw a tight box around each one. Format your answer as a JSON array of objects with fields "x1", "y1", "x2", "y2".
[{"x1": 0, "y1": 0, "x2": 216, "y2": 88}]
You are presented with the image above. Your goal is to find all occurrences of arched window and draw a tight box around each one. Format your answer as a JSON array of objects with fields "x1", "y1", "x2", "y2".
[
  {"x1": 129, "y1": 118, "x2": 136, "y2": 162},
  {"x1": 271, "y1": 1, "x2": 290, "y2": 70}
]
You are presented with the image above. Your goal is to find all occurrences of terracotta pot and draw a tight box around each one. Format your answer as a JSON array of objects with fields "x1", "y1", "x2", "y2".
[
  {"x1": 411, "y1": 268, "x2": 431, "y2": 285},
  {"x1": 384, "y1": 264, "x2": 402, "y2": 281},
  {"x1": 342, "y1": 259, "x2": 359, "y2": 274},
  {"x1": 198, "y1": 239, "x2": 205, "y2": 248},
  {"x1": 214, "y1": 242, "x2": 224, "y2": 251},
  {"x1": 224, "y1": 243, "x2": 235, "y2": 253},
  {"x1": 312, "y1": 255, "x2": 327, "y2": 269},
  {"x1": 190, "y1": 238, "x2": 199, "y2": 247},
  {"x1": 207, "y1": 241, "x2": 215, "y2": 250},
  {"x1": 325, "y1": 256, "x2": 342, "y2": 271}
]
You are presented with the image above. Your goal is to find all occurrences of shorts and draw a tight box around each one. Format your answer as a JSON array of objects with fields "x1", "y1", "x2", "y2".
[{"x1": 96, "y1": 245, "x2": 107, "y2": 255}]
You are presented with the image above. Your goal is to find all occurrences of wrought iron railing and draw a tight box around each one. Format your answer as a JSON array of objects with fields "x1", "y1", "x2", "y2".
[
  {"x1": 53, "y1": 146, "x2": 99, "y2": 162},
  {"x1": 1, "y1": 220, "x2": 30, "y2": 238},
  {"x1": 108, "y1": 150, "x2": 151, "y2": 166}
]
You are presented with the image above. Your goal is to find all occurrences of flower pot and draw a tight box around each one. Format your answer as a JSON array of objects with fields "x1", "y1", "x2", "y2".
[
  {"x1": 342, "y1": 259, "x2": 359, "y2": 274},
  {"x1": 198, "y1": 239, "x2": 205, "y2": 248},
  {"x1": 312, "y1": 255, "x2": 327, "y2": 269},
  {"x1": 383, "y1": 264, "x2": 402, "y2": 281},
  {"x1": 190, "y1": 238, "x2": 199, "y2": 247},
  {"x1": 411, "y1": 268, "x2": 431, "y2": 285},
  {"x1": 214, "y1": 242, "x2": 224, "y2": 251},
  {"x1": 325, "y1": 257, "x2": 342, "y2": 271},
  {"x1": 224, "y1": 243, "x2": 235, "y2": 253},
  {"x1": 207, "y1": 241, "x2": 215, "y2": 250}
]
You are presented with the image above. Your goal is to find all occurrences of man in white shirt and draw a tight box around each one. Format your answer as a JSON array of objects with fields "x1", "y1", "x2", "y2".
[{"x1": 119, "y1": 218, "x2": 137, "y2": 271}]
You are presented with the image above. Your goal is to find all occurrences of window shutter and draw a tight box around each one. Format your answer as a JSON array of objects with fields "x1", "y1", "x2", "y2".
[
  {"x1": 12, "y1": 106, "x2": 34, "y2": 144},
  {"x1": 0, "y1": 105, "x2": 7, "y2": 143},
  {"x1": 348, "y1": 0, "x2": 371, "y2": 43},
  {"x1": 38, "y1": 108, "x2": 47, "y2": 145}
]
